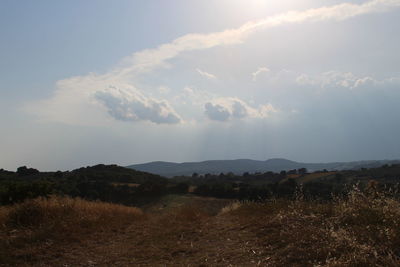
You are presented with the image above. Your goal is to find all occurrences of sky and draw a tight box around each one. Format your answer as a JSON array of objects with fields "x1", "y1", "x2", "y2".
[{"x1": 1, "y1": 0, "x2": 400, "y2": 171}]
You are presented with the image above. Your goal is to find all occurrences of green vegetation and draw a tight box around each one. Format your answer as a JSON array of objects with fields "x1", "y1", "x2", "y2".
[
  {"x1": 173, "y1": 164, "x2": 400, "y2": 201},
  {"x1": 2, "y1": 163, "x2": 400, "y2": 206},
  {"x1": 0, "y1": 164, "x2": 178, "y2": 206}
]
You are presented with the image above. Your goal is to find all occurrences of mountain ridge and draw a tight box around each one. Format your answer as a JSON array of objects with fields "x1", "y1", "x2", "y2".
[{"x1": 127, "y1": 158, "x2": 400, "y2": 177}]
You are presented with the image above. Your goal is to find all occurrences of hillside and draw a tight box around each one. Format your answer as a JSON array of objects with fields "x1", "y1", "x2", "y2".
[
  {"x1": 0, "y1": 164, "x2": 166, "y2": 184},
  {"x1": 127, "y1": 158, "x2": 400, "y2": 177},
  {"x1": 68, "y1": 164, "x2": 167, "y2": 184},
  {"x1": 2, "y1": 192, "x2": 400, "y2": 266},
  {"x1": 0, "y1": 164, "x2": 170, "y2": 206}
]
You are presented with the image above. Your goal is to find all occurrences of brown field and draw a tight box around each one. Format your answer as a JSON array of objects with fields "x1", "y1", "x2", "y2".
[
  {"x1": 1, "y1": 191, "x2": 400, "y2": 266},
  {"x1": 280, "y1": 172, "x2": 335, "y2": 184},
  {"x1": 286, "y1": 174, "x2": 301, "y2": 179},
  {"x1": 111, "y1": 183, "x2": 141, "y2": 187},
  {"x1": 297, "y1": 171, "x2": 336, "y2": 183}
]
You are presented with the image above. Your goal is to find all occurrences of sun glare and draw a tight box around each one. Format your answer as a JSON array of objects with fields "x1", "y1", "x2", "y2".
[{"x1": 217, "y1": 0, "x2": 313, "y2": 24}]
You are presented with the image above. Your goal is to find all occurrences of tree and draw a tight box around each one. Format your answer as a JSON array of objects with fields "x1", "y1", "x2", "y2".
[
  {"x1": 298, "y1": 168, "x2": 308, "y2": 175},
  {"x1": 17, "y1": 166, "x2": 39, "y2": 176}
]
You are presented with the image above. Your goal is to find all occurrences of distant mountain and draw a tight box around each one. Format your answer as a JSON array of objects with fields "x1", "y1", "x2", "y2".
[{"x1": 127, "y1": 158, "x2": 400, "y2": 177}]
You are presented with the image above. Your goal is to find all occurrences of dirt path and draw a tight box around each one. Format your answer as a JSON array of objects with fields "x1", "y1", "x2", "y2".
[
  {"x1": 27, "y1": 198, "x2": 270, "y2": 266},
  {"x1": 30, "y1": 215, "x2": 266, "y2": 266}
]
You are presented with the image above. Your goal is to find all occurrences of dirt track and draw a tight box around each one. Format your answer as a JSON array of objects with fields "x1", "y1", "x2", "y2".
[{"x1": 19, "y1": 196, "x2": 268, "y2": 266}]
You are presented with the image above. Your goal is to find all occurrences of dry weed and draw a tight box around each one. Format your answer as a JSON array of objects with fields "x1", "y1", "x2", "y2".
[
  {"x1": 222, "y1": 189, "x2": 400, "y2": 266},
  {"x1": 0, "y1": 196, "x2": 143, "y2": 265},
  {"x1": 2, "y1": 189, "x2": 400, "y2": 266},
  {"x1": 219, "y1": 201, "x2": 242, "y2": 215}
]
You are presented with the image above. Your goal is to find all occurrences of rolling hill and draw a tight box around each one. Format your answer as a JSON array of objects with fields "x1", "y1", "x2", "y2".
[{"x1": 127, "y1": 158, "x2": 400, "y2": 177}]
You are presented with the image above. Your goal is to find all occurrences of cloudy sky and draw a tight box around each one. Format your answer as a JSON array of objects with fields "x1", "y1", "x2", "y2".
[{"x1": 1, "y1": 0, "x2": 400, "y2": 171}]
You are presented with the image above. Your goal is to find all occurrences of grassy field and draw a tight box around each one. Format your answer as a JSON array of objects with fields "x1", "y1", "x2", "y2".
[{"x1": 1, "y1": 190, "x2": 400, "y2": 266}]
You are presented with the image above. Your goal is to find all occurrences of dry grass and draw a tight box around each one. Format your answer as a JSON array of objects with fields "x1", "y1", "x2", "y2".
[
  {"x1": 225, "y1": 189, "x2": 400, "y2": 266},
  {"x1": 219, "y1": 201, "x2": 242, "y2": 215},
  {"x1": 0, "y1": 196, "x2": 142, "y2": 265},
  {"x1": 3, "y1": 196, "x2": 142, "y2": 231},
  {"x1": 298, "y1": 171, "x2": 335, "y2": 183},
  {"x1": 2, "y1": 191, "x2": 400, "y2": 266}
]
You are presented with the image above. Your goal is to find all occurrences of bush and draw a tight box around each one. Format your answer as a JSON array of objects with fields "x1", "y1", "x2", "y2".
[{"x1": 0, "y1": 181, "x2": 54, "y2": 205}]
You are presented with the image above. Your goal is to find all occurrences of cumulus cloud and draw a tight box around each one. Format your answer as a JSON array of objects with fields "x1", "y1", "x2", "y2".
[
  {"x1": 173, "y1": 86, "x2": 215, "y2": 106},
  {"x1": 196, "y1": 69, "x2": 217, "y2": 79},
  {"x1": 204, "y1": 103, "x2": 231, "y2": 121},
  {"x1": 353, "y1": 76, "x2": 376, "y2": 88},
  {"x1": 295, "y1": 71, "x2": 380, "y2": 89},
  {"x1": 204, "y1": 98, "x2": 276, "y2": 122},
  {"x1": 95, "y1": 87, "x2": 181, "y2": 124},
  {"x1": 252, "y1": 67, "x2": 270, "y2": 81},
  {"x1": 295, "y1": 73, "x2": 317, "y2": 86},
  {"x1": 25, "y1": 74, "x2": 181, "y2": 125}
]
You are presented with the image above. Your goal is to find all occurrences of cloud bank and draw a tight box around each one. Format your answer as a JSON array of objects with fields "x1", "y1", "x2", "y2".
[{"x1": 295, "y1": 71, "x2": 399, "y2": 89}]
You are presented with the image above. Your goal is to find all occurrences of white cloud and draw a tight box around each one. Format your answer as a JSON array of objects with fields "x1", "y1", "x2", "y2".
[
  {"x1": 25, "y1": 74, "x2": 181, "y2": 125},
  {"x1": 293, "y1": 70, "x2": 400, "y2": 93},
  {"x1": 353, "y1": 76, "x2": 376, "y2": 88},
  {"x1": 196, "y1": 68, "x2": 217, "y2": 79},
  {"x1": 204, "y1": 97, "x2": 276, "y2": 121},
  {"x1": 296, "y1": 73, "x2": 317, "y2": 86},
  {"x1": 295, "y1": 71, "x2": 380, "y2": 89},
  {"x1": 204, "y1": 103, "x2": 231, "y2": 121},
  {"x1": 252, "y1": 67, "x2": 270, "y2": 81},
  {"x1": 259, "y1": 104, "x2": 278, "y2": 117},
  {"x1": 95, "y1": 86, "x2": 181, "y2": 124},
  {"x1": 173, "y1": 86, "x2": 215, "y2": 106}
]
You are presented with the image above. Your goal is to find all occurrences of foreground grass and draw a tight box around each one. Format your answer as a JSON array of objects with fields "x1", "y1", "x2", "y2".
[
  {"x1": 2, "y1": 191, "x2": 400, "y2": 266},
  {"x1": 0, "y1": 196, "x2": 143, "y2": 265},
  {"x1": 228, "y1": 190, "x2": 400, "y2": 266}
]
